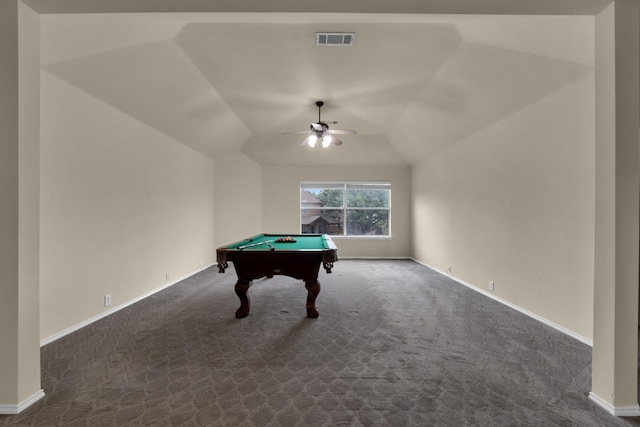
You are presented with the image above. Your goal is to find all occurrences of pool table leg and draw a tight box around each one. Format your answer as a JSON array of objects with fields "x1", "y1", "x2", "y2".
[
  {"x1": 304, "y1": 280, "x2": 321, "y2": 318},
  {"x1": 235, "y1": 280, "x2": 252, "y2": 318}
]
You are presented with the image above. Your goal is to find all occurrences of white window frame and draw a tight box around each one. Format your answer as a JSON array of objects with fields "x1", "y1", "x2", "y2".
[{"x1": 300, "y1": 181, "x2": 391, "y2": 237}]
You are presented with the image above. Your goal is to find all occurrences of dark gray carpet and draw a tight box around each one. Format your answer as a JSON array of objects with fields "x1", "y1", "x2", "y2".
[{"x1": 1, "y1": 259, "x2": 638, "y2": 426}]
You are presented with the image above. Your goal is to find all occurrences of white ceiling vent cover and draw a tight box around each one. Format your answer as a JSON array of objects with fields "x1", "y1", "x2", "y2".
[{"x1": 316, "y1": 32, "x2": 354, "y2": 46}]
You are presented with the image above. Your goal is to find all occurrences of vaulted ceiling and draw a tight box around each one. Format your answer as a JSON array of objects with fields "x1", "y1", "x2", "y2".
[{"x1": 32, "y1": 0, "x2": 603, "y2": 166}]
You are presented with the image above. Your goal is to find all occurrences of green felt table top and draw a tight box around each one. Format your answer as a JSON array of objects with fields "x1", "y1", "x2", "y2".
[{"x1": 220, "y1": 234, "x2": 335, "y2": 251}]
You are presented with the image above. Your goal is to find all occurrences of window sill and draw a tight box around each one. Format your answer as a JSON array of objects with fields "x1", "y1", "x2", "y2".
[{"x1": 328, "y1": 235, "x2": 392, "y2": 240}]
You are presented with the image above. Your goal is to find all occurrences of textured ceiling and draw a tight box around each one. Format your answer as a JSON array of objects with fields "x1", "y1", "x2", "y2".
[{"x1": 41, "y1": 12, "x2": 594, "y2": 166}]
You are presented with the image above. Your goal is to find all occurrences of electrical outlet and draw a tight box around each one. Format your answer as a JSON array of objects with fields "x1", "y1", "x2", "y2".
[
  {"x1": 447, "y1": 266, "x2": 452, "y2": 275},
  {"x1": 104, "y1": 294, "x2": 112, "y2": 307},
  {"x1": 489, "y1": 281, "x2": 495, "y2": 292},
  {"x1": 165, "y1": 273, "x2": 169, "y2": 282}
]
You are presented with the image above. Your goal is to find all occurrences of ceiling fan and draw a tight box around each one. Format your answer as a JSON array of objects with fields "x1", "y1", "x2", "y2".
[{"x1": 282, "y1": 101, "x2": 357, "y2": 147}]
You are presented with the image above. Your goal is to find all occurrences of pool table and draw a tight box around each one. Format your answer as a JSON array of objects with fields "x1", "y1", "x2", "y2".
[{"x1": 216, "y1": 233, "x2": 338, "y2": 318}]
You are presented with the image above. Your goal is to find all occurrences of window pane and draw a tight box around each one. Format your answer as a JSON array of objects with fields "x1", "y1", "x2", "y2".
[
  {"x1": 301, "y1": 181, "x2": 390, "y2": 236},
  {"x1": 301, "y1": 190, "x2": 322, "y2": 209},
  {"x1": 301, "y1": 188, "x2": 343, "y2": 208},
  {"x1": 301, "y1": 182, "x2": 344, "y2": 190},
  {"x1": 346, "y1": 182, "x2": 390, "y2": 190},
  {"x1": 346, "y1": 210, "x2": 389, "y2": 235},
  {"x1": 301, "y1": 209, "x2": 343, "y2": 235},
  {"x1": 346, "y1": 189, "x2": 389, "y2": 208}
]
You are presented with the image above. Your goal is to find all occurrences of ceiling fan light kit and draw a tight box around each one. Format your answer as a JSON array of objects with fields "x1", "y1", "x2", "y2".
[{"x1": 282, "y1": 100, "x2": 357, "y2": 148}]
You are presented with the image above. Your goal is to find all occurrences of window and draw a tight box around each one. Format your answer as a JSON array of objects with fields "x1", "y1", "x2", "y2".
[{"x1": 300, "y1": 181, "x2": 391, "y2": 236}]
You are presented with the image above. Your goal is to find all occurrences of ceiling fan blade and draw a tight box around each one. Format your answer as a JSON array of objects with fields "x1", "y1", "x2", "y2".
[
  {"x1": 300, "y1": 136, "x2": 312, "y2": 146},
  {"x1": 327, "y1": 129, "x2": 357, "y2": 135},
  {"x1": 332, "y1": 137, "x2": 344, "y2": 146},
  {"x1": 281, "y1": 130, "x2": 312, "y2": 135}
]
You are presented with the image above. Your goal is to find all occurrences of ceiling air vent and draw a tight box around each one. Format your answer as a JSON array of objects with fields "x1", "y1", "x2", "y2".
[{"x1": 316, "y1": 32, "x2": 355, "y2": 46}]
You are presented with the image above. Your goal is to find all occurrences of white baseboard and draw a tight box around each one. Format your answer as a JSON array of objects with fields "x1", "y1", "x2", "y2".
[
  {"x1": 412, "y1": 259, "x2": 593, "y2": 347},
  {"x1": 589, "y1": 392, "x2": 640, "y2": 416},
  {"x1": 0, "y1": 389, "x2": 45, "y2": 415},
  {"x1": 338, "y1": 256, "x2": 412, "y2": 260},
  {"x1": 40, "y1": 264, "x2": 214, "y2": 346},
  {"x1": 41, "y1": 259, "x2": 591, "y2": 347}
]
